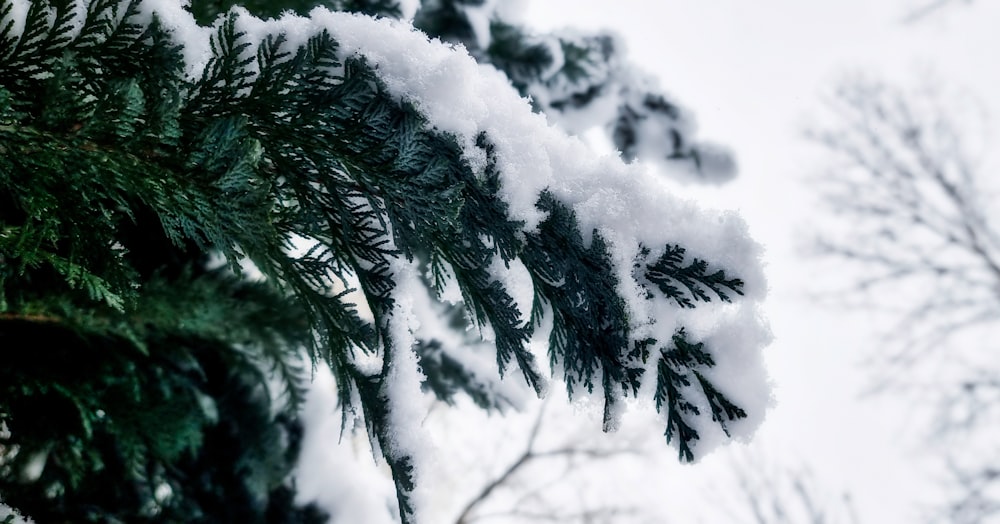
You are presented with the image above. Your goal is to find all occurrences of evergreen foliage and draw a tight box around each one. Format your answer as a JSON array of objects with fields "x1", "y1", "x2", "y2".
[
  {"x1": 410, "y1": 0, "x2": 737, "y2": 182},
  {"x1": 0, "y1": 0, "x2": 766, "y2": 522},
  {"x1": 644, "y1": 244, "x2": 745, "y2": 309},
  {"x1": 655, "y1": 328, "x2": 747, "y2": 462}
]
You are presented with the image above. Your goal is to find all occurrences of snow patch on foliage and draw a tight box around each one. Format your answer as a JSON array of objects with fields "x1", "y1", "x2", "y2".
[
  {"x1": 0, "y1": 501, "x2": 33, "y2": 524},
  {"x1": 135, "y1": 0, "x2": 211, "y2": 77},
  {"x1": 533, "y1": 29, "x2": 623, "y2": 110},
  {"x1": 383, "y1": 258, "x2": 435, "y2": 516},
  {"x1": 314, "y1": 11, "x2": 553, "y2": 230},
  {"x1": 396, "y1": 0, "x2": 419, "y2": 20},
  {"x1": 0, "y1": 0, "x2": 88, "y2": 49},
  {"x1": 65, "y1": 0, "x2": 88, "y2": 41},
  {"x1": 313, "y1": 10, "x2": 769, "y2": 455},
  {"x1": 0, "y1": 0, "x2": 29, "y2": 40},
  {"x1": 316, "y1": 13, "x2": 760, "y2": 268}
]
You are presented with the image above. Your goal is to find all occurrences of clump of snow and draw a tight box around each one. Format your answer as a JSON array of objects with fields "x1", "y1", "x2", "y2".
[
  {"x1": 493, "y1": 0, "x2": 529, "y2": 24},
  {"x1": 382, "y1": 258, "x2": 436, "y2": 516},
  {"x1": 0, "y1": 502, "x2": 33, "y2": 524},
  {"x1": 135, "y1": 0, "x2": 212, "y2": 78},
  {"x1": 697, "y1": 307, "x2": 774, "y2": 444},
  {"x1": 547, "y1": 29, "x2": 623, "y2": 102},
  {"x1": 396, "y1": 0, "x2": 419, "y2": 20}
]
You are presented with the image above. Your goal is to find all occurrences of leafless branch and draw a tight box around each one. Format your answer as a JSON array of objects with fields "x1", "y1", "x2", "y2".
[
  {"x1": 710, "y1": 449, "x2": 861, "y2": 524},
  {"x1": 807, "y1": 74, "x2": 999, "y2": 382},
  {"x1": 939, "y1": 459, "x2": 1000, "y2": 524},
  {"x1": 807, "y1": 72, "x2": 1000, "y2": 522},
  {"x1": 453, "y1": 400, "x2": 641, "y2": 524}
]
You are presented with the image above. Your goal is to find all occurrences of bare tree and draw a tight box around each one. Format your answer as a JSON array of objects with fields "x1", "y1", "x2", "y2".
[
  {"x1": 941, "y1": 460, "x2": 1000, "y2": 524},
  {"x1": 452, "y1": 400, "x2": 643, "y2": 524},
  {"x1": 707, "y1": 449, "x2": 861, "y2": 524},
  {"x1": 806, "y1": 73, "x2": 1000, "y2": 523}
]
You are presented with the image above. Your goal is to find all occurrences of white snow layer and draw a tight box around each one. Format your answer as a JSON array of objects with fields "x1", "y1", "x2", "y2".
[
  {"x1": 6, "y1": 0, "x2": 772, "y2": 516},
  {"x1": 382, "y1": 258, "x2": 435, "y2": 519}
]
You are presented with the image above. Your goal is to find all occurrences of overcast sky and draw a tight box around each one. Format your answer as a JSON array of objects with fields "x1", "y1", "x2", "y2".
[{"x1": 523, "y1": 1, "x2": 1000, "y2": 522}]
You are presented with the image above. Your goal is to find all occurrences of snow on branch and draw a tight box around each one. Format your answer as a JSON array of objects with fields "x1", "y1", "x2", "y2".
[{"x1": 0, "y1": 1, "x2": 771, "y2": 521}]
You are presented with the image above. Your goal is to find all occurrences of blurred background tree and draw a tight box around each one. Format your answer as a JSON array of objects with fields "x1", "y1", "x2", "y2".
[
  {"x1": 808, "y1": 73, "x2": 1000, "y2": 524},
  {"x1": 903, "y1": 0, "x2": 976, "y2": 22}
]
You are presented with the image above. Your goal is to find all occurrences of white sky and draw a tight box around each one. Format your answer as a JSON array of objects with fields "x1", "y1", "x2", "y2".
[{"x1": 521, "y1": 1, "x2": 1000, "y2": 522}]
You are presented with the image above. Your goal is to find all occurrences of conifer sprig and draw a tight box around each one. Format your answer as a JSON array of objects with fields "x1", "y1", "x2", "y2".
[
  {"x1": 654, "y1": 329, "x2": 748, "y2": 462},
  {"x1": 644, "y1": 244, "x2": 746, "y2": 308},
  {"x1": 416, "y1": 339, "x2": 516, "y2": 411},
  {"x1": 522, "y1": 192, "x2": 639, "y2": 430}
]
